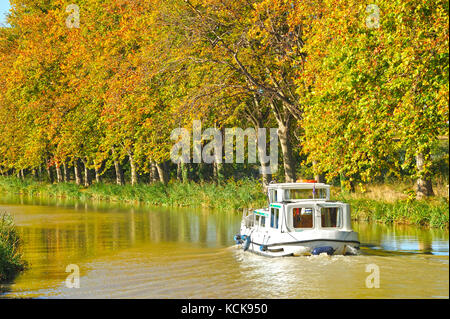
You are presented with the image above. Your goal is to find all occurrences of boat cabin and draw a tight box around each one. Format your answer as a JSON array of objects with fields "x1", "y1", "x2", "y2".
[{"x1": 244, "y1": 182, "x2": 352, "y2": 233}]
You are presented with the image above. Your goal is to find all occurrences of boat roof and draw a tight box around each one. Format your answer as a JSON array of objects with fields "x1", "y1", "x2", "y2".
[
  {"x1": 267, "y1": 182, "x2": 330, "y2": 190},
  {"x1": 272, "y1": 200, "x2": 343, "y2": 207}
]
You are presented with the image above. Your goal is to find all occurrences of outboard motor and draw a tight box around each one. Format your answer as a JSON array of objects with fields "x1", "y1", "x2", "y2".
[{"x1": 233, "y1": 234, "x2": 242, "y2": 245}]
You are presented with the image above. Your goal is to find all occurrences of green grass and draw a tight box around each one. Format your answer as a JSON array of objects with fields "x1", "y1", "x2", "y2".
[
  {"x1": 0, "y1": 176, "x2": 448, "y2": 229},
  {"x1": 0, "y1": 176, "x2": 267, "y2": 211},
  {"x1": 0, "y1": 213, "x2": 27, "y2": 283}
]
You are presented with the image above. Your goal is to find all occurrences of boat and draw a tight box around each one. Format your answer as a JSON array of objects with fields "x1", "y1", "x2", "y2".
[{"x1": 234, "y1": 181, "x2": 360, "y2": 257}]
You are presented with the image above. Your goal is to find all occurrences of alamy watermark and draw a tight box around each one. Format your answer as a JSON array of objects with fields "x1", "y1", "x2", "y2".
[
  {"x1": 65, "y1": 264, "x2": 80, "y2": 288},
  {"x1": 170, "y1": 121, "x2": 278, "y2": 174},
  {"x1": 66, "y1": 4, "x2": 80, "y2": 29},
  {"x1": 366, "y1": 4, "x2": 380, "y2": 29},
  {"x1": 365, "y1": 264, "x2": 380, "y2": 288}
]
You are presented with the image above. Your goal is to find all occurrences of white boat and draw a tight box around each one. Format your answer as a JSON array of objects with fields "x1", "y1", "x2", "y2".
[{"x1": 234, "y1": 181, "x2": 360, "y2": 257}]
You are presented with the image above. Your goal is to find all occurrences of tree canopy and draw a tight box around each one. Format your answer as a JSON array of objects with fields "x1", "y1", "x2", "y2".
[{"x1": 0, "y1": 0, "x2": 448, "y2": 197}]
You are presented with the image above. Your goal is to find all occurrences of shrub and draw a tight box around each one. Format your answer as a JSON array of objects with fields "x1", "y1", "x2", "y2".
[{"x1": 0, "y1": 213, "x2": 27, "y2": 282}]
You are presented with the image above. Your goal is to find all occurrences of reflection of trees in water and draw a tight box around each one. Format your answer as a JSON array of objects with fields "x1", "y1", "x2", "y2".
[
  {"x1": 352, "y1": 222, "x2": 384, "y2": 245},
  {"x1": 16, "y1": 206, "x2": 446, "y2": 272},
  {"x1": 199, "y1": 211, "x2": 207, "y2": 244},
  {"x1": 16, "y1": 204, "x2": 242, "y2": 273},
  {"x1": 353, "y1": 221, "x2": 447, "y2": 253}
]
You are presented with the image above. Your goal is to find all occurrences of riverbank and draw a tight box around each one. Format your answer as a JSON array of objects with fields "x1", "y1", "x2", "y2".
[
  {"x1": 335, "y1": 182, "x2": 449, "y2": 229},
  {"x1": 0, "y1": 213, "x2": 27, "y2": 283},
  {"x1": 0, "y1": 176, "x2": 268, "y2": 211},
  {"x1": 0, "y1": 176, "x2": 448, "y2": 229}
]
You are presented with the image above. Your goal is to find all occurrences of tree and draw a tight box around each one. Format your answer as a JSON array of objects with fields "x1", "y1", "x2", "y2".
[{"x1": 296, "y1": 0, "x2": 448, "y2": 195}]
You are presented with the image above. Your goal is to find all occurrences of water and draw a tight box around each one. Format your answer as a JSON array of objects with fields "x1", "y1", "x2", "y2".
[{"x1": 0, "y1": 194, "x2": 448, "y2": 298}]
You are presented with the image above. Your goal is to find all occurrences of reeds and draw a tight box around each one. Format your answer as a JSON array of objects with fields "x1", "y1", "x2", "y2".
[{"x1": 335, "y1": 182, "x2": 449, "y2": 229}]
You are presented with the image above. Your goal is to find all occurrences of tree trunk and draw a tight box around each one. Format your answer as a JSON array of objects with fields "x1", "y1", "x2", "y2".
[
  {"x1": 213, "y1": 162, "x2": 224, "y2": 184},
  {"x1": 46, "y1": 165, "x2": 54, "y2": 183},
  {"x1": 269, "y1": 100, "x2": 297, "y2": 183},
  {"x1": 255, "y1": 120, "x2": 272, "y2": 186},
  {"x1": 340, "y1": 173, "x2": 355, "y2": 192},
  {"x1": 74, "y1": 159, "x2": 81, "y2": 185},
  {"x1": 94, "y1": 161, "x2": 101, "y2": 184},
  {"x1": 55, "y1": 163, "x2": 62, "y2": 183},
  {"x1": 314, "y1": 173, "x2": 322, "y2": 183},
  {"x1": 156, "y1": 162, "x2": 168, "y2": 185},
  {"x1": 277, "y1": 120, "x2": 296, "y2": 183},
  {"x1": 312, "y1": 160, "x2": 322, "y2": 183},
  {"x1": 181, "y1": 162, "x2": 189, "y2": 183},
  {"x1": 258, "y1": 143, "x2": 272, "y2": 186},
  {"x1": 177, "y1": 162, "x2": 182, "y2": 182},
  {"x1": 112, "y1": 147, "x2": 124, "y2": 185},
  {"x1": 128, "y1": 154, "x2": 137, "y2": 186},
  {"x1": 63, "y1": 162, "x2": 68, "y2": 182},
  {"x1": 212, "y1": 162, "x2": 217, "y2": 181},
  {"x1": 82, "y1": 159, "x2": 90, "y2": 187},
  {"x1": 149, "y1": 160, "x2": 158, "y2": 183},
  {"x1": 113, "y1": 159, "x2": 123, "y2": 185},
  {"x1": 416, "y1": 150, "x2": 434, "y2": 199},
  {"x1": 197, "y1": 162, "x2": 206, "y2": 182},
  {"x1": 246, "y1": 99, "x2": 272, "y2": 186}
]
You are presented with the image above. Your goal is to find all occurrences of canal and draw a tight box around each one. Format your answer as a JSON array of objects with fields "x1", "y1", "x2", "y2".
[{"x1": 0, "y1": 194, "x2": 448, "y2": 298}]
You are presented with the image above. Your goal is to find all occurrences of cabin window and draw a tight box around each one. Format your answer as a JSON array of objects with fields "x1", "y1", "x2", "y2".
[
  {"x1": 268, "y1": 190, "x2": 274, "y2": 202},
  {"x1": 260, "y1": 215, "x2": 266, "y2": 227},
  {"x1": 289, "y1": 188, "x2": 327, "y2": 200},
  {"x1": 321, "y1": 207, "x2": 342, "y2": 228},
  {"x1": 255, "y1": 214, "x2": 266, "y2": 228},
  {"x1": 269, "y1": 190, "x2": 279, "y2": 202},
  {"x1": 293, "y1": 207, "x2": 314, "y2": 229},
  {"x1": 270, "y1": 207, "x2": 279, "y2": 229}
]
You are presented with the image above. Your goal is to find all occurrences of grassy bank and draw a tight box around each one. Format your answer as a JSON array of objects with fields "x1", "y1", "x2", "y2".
[
  {"x1": 334, "y1": 182, "x2": 449, "y2": 229},
  {"x1": 0, "y1": 176, "x2": 448, "y2": 229},
  {"x1": 338, "y1": 197, "x2": 448, "y2": 229},
  {"x1": 0, "y1": 176, "x2": 267, "y2": 211},
  {"x1": 0, "y1": 213, "x2": 27, "y2": 283}
]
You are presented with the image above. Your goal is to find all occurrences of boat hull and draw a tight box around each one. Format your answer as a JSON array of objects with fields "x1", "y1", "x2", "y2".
[
  {"x1": 238, "y1": 239, "x2": 360, "y2": 257},
  {"x1": 236, "y1": 227, "x2": 360, "y2": 257}
]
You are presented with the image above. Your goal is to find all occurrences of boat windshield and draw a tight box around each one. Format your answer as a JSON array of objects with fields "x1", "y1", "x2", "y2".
[{"x1": 287, "y1": 188, "x2": 327, "y2": 200}]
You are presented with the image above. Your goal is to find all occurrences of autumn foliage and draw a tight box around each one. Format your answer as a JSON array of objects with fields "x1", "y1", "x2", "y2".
[{"x1": 0, "y1": 0, "x2": 448, "y2": 198}]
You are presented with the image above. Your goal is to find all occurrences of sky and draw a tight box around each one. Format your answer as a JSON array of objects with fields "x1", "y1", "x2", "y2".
[{"x1": 0, "y1": 0, "x2": 11, "y2": 26}]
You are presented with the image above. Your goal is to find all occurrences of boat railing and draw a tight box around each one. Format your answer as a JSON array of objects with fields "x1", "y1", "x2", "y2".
[{"x1": 242, "y1": 208, "x2": 256, "y2": 228}]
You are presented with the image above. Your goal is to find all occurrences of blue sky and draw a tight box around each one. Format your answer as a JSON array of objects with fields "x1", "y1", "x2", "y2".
[{"x1": 0, "y1": 0, "x2": 11, "y2": 26}]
